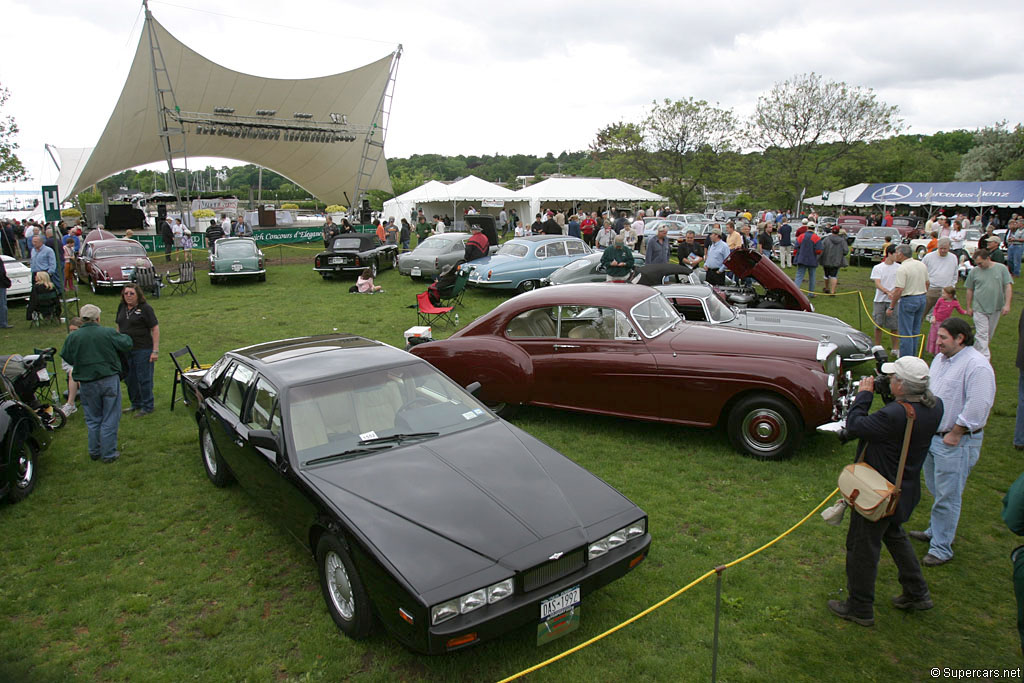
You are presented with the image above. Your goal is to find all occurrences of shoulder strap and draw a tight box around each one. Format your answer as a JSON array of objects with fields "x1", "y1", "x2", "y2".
[{"x1": 893, "y1": 401, "x2": 917, "y2": 488}]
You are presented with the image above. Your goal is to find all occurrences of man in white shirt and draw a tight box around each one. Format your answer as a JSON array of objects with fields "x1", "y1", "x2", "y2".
[
  {"x1": 632, "y1": 211, "x2": 646, "y2": 252},
  {"x1": 889, "y1": 245, "x2": 930, "y2": 358},
  {"x1": 871, "y1": 245, "x2": 900, "y2": 353},
  {"x1": 922, "y1": 238, "x2": 958, "y2": 316},
  {"x1": 220, "y1": 214, "x2": 232, "y2": 239},
  {"x1": 172, "y1": 219, "x2": 185, "y2": 249},
  {"x1": 434, "y1": 216, "x2": 445, "y2": 234}
]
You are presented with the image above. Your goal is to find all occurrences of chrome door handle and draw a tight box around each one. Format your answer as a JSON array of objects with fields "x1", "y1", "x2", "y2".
[
  {"x1": 553, "y1": 344, "x2": 579, "y2": 349},
  {"x1": 234, "y1": 438, "x2": 244, "y2": 447}
]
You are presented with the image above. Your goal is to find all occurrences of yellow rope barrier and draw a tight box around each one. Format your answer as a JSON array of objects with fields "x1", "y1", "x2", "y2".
[
  {"x1": 796, "y1": 285, "x2": 928, "y2": 357},
  {"x1": 495, "y1": 488, "x2": 841, "y2": 683}
]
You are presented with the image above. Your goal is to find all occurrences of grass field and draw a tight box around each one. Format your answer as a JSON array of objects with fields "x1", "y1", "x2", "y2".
[{"x1": 2, "y1": 244, "x2": 1022, "y2": 682}]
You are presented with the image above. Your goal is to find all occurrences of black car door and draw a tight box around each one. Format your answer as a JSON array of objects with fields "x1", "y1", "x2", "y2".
[{"x1": 206, "y1": 361, "x2": 256, "y2": 479}]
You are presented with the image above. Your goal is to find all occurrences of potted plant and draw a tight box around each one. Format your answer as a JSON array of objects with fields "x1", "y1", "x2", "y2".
[
  {"x1": 60, "y1": 207, "x2": 82, "y2": 227},
  {"x1": 326, "y1": 204, "x2": 347, "y2": 222}
]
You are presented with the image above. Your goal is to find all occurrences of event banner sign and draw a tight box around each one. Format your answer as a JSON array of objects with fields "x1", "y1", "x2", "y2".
[
  {"x1": 190, "y1": 197, "x2": 240, "y2": 214},
  {"x1": 854, "y1": 181, "x2": 1024, "y2": 205},
  {"x1": 133, "y1": 227, "x2": 324, "y2": 253}
]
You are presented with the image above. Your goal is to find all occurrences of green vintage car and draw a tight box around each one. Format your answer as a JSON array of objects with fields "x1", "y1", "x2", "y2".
[{"x1": 209, "y1": 237, "x2": 266, "y2": 284}]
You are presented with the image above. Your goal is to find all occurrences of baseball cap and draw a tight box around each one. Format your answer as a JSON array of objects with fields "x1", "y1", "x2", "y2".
[
  {"x1": 80, "y1": 304, "x2": 101, "y2": 321},
  {"x1": 880, "y1": 356, "x2": 929, "y2": 383},
  {"x1": 801, "y1": 219, "x2": 808, "y2": 225}
]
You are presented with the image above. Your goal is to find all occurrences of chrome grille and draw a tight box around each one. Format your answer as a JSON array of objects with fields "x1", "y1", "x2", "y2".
[{"x1": 521, "y1": 548, "x2": 585, "y2": 593}]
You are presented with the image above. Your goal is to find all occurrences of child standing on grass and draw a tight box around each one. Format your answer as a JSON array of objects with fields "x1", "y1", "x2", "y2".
[{"x1": 926, "y1": 285, "x2": 966, "y2": 354}]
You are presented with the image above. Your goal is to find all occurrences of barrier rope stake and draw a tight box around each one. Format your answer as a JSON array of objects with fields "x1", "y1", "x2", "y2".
[{"x1": 711, "y1": 565, "x2": 726, "y2": 683}]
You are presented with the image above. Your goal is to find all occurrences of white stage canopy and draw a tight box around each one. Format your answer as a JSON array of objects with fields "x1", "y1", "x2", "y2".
[
  {"x1": 382, "y1": 176, "x2": 530, "y2": 229},
  {"x1": 51, "y1": 14, "x2": 396, "y2": 204},
  {"x1": 514, "y1": 177, "x2": 665, "y2": 220}
]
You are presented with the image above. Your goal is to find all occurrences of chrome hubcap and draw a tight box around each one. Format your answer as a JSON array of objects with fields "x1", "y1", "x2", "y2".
[
  {"x1": 202, "y1": 430, "x2": 217, "y2": 475},
  {"x1": 741, "y1": 408, "x2": 787, "y2": 453},
  {"x1": 15, "y1": 449, "x2": 32, "y2": 489},
  {"x1": 325, "y1": 551, "x2": 354, "y2": 621}
]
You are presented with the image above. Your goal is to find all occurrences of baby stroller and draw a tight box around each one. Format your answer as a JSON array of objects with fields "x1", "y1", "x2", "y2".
[{"x1": 1, "y1": 348, "x2": 66, "y2": 430}]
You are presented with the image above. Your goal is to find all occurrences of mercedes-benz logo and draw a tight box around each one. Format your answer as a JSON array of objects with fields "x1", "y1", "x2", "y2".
[{"x1": 870, "y1": 184, "x2": 913, "y2": 202}]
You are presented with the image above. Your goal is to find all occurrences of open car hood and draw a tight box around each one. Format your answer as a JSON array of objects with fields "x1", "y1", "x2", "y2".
[{"x1": 723, "y1": 249, "x2": 812, "y2": 312}]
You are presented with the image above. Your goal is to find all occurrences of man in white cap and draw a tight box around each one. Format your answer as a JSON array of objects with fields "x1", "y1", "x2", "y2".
[
  {"x1": 909, "y1": 317, "x2": 996, "y2": 566},
  {"x1": 60, "y1": 304, "x2": 133, "y2": 463},
  {"x1": 828, "y1": 355, "x2": 944, "y2": 626}
]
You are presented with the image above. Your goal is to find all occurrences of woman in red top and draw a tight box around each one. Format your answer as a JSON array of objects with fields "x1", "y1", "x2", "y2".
[{"x1": 580, "y1": 212, "x2": 597, "y2": 247}]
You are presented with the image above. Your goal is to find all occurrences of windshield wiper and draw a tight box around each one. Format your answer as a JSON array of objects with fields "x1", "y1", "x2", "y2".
[
  {"x1": 306, "y1": 444, "x2": 395, "y2": 466},
  {"x1": 304, "y1": 433, "x2": 441, "y2": 467},
  {"x1": 359, "y1": 432, "x2": 440, "y2": 446}
]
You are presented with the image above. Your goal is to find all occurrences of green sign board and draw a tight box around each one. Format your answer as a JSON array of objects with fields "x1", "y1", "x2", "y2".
[{"x1": 41, "y1": 185, "x2": 61, "y2": 222}]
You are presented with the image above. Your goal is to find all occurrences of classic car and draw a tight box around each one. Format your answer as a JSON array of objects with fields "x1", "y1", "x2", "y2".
[
  {"x1": 209, "y1": 237, "x2": 266, "y2": 284},
  {"x1": 541, "y1": 251, "x2": 646, "y2": 286},
  {"x1": 909, "y1": 229, "x2": 987, "y2": 260},
  {"x1": 849, "y1": 227, "x2": 902, "y2": 265},
  {"x1": 410, "y1": 284, "x2": 851, "y2": 460},
  {"x1": 463, "y1": 235, "x2": 593, "y2": 292},
  {"x1": 0, "y1": 371, "x2": 51, "y2": 503},
  {"x1": 398, "y1": 233, "x2": 493, "y2": 279},
  {"x1": 314, "y1": 234, "x2": 399, "y2": 280},
  {"x1": 686, "y1": 248, "x2": 814, "y2": 312},
  {"x1": 891, "y1": 216, "x2": 922, "y2": 240},
  {"x1": 2, "y1": 255, "x2": 32, "y2": 301},
  {"x1": 645, "y1": 219, "x2": 689, "y2": 247},
  {"x1": 835, "y1": 215, "x2": 867, "y2": 244},
  {"x1": 185, "y1": 334, "x2": 650, "y2": 653},
  {"x1": 656, "y1": 283, "x2": 873, "y2": 365},
  {"x1": 75, "y1": 239, "x2": 154, "y2": 293}
]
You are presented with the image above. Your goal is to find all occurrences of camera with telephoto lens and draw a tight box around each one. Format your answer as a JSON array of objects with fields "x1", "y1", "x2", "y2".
[{"x1": 870, "y1": 347, "x2": 895, "y2": 404}]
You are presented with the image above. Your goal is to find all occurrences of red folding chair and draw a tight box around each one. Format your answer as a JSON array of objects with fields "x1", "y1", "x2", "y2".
[{"x1": 416, "y1": 290, "x2": 455, "y2": 327}]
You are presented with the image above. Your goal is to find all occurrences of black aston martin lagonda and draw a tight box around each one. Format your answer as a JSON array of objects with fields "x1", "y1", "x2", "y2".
[
  {"x1": 313, "y1": 234, "x2": 399, "y2": 280},
  {"x1": 183, "y1": 334, "x2": 650, "y2": 653}
]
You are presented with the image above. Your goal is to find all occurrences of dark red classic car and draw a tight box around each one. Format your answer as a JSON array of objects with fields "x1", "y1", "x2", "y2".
[
  {"x1": 410, "y1": 284, "x2": 851, "y2": 460},
  {"x1": 75, "y1": 239, "x2": 154, "y2": 294}
]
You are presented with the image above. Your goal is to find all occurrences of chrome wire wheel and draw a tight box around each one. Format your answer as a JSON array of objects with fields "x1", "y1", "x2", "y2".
[
  {"x1": 202, "y1": 429, "x2": 218, "y2": 476},
  {"x1": 324, "y1": 551, "x2": 355, "y2": 621},
  {"x1": 14, "y1": 446, "x2": 33, "y2": 490}
]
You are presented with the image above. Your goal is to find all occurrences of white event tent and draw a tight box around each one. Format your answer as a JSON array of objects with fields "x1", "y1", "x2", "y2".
[
  {"x1": 803, "y1": 184, "x2": 871, "y2": 208},
  {"x1": 382, "y1": 176, "x2": 530, "y2": 229},
  {"x1": 514, "y1": 177, "x2": 665, "y2": 219}
]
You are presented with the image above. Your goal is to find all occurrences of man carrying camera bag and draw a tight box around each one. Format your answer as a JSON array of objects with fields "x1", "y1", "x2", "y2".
[{"x1": 828, "y1": 356, "x2": 944, "y2": 626}]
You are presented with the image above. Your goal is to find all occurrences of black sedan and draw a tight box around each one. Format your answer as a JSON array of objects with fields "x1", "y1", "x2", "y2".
[
  {"x1": 0, "y1": 373, "x2": 51, "y2": 503},
  {"x1": 314, "y1": 234, "x2": 399, "y2": 280},
  {"x1": 185, "y1": 334, "x2": 650, "y2": 653}
]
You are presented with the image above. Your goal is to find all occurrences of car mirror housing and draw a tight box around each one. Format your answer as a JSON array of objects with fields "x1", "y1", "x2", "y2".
[
  {"x1": 464, "y1": 381, "x2": 481, "y2": 395},
  {"x1": 249, "y1": 429, "x2": 280, "y2": 454}
]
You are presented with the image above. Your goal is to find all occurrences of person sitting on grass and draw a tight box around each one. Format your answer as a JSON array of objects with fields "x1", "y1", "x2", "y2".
[{"x1": 356, "y1": 268, "x2": 382, "y2": 293}]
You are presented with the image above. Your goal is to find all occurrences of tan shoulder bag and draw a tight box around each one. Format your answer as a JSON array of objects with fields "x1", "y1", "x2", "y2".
[{"x1": 838, "y1": 402, "x2": 916, "y2": 522}]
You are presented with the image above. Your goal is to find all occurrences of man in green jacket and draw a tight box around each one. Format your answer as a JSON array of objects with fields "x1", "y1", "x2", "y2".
[
  {"x1": 61, "y1": 304, "x2": 133, "y2": 463},
  {"x1": 600, "y1": 233, "x2": 634, "y2": 282},
  {"x1": 414, "y1": 215, "x2": 431, "y2": 246}
]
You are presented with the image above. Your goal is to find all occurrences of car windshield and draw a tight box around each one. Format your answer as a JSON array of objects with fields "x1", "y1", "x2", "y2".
[
  {"x1": 415, "y1": 237, "x2": 451, "y2": 252},
  {"x1": 706, "y1": 291, "x2": 737, "y2": 323},
  {"x1": 332, "y1": 237, "x2": 367, "y2": 250},
  {"x1": 94, "y1": 244, "x2": 147, "y2": 258},
  {"x1": 496, "y1": 242, "x2": 528, "y2": 257},
  {"x1": 288, "y1": 362, "x2": 494, "y2": 467},
  {"x1": 217, "y1": 241, "x2": 257, "y2": 258},
  {"x1": 630, "y1": 294, "x2": 682, "y2": 337},
  {"x1": 858, "y1": 228, "x2": 897, "y2": 239}
]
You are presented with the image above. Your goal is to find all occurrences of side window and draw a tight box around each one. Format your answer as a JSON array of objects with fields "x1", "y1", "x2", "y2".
[
  {"x1": 506, "y1": 307, "x2": 558, "y2": 338},
  {"x1": 546, "y1": 241, "x2": 567, "y2": 257},
  {"x1": 246, "y1": 377, "x2": 280, "y2": 432},
  {"x1": 566, "y1": 241, "x2": 586, "y2": 255},
  {"x1": 536, "y1": 244, "x2": 548, "y2": 259},
  {"x1": 558, "y1": 306, "x2": 615, "y2": 340},
  {"x1": 221, "y1": 363, "x2": 255, "y2": 418},
  {"x1": 614, "y1": 310, "x2": 638, "y2": 339}
]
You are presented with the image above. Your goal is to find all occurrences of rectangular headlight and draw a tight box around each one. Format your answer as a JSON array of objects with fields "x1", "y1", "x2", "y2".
[
  {"x1": 625, "y1": 519, "x2": 646, "y2": 539},
  {"x1": 431, "y1": 599, "x2": 459, "y2": 625},
  {"x1": 589, "y1": 519, "x2": 646, "y2": 559},
  {"x1": 459, "y1": 589, "x2": 486, "y2": 614},
  {"x1": 487, "y1": 579, "x2": 513, "y2": 604},
  {"x1": 431, "y1": 577, "x2": 514, "y2": 626}
]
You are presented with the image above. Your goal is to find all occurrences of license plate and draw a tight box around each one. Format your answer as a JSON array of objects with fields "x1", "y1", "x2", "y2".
[
  {"x1": 537, "y1": 585, "x2": 580, "y2": 646},
  {"x1": 410, "y1": 267, "x2": 421, "y2": 277},
  {"x1": 329, "y1": 257, "x2": 345, "y2": 265},
  {"x1": 121, "y1": 267, "x2": 135, "y2": 278},
  {"x1": 231, "y1": 263, "x2": 243, "y2": 271},
  {"x1": 37, "y1": 368, "x2": 49, "y2": 381}
]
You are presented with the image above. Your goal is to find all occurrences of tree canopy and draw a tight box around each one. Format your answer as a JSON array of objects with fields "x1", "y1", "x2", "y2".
[{"x1": 0, "y1": 83, "x2": 28, "y2": 183}]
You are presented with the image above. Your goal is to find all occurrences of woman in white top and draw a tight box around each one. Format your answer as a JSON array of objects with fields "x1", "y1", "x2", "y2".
[
  {"x1": 621, "y1": 224, "x2": 637, "y2": 250},
  {"x1": 949, "y1": 220, "x2": 967, "y2": 261}
]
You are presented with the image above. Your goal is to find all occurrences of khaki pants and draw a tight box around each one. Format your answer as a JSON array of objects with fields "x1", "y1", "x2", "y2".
[{"x1": 972, "y1": 310, "x2": 1001, "y2": 359}]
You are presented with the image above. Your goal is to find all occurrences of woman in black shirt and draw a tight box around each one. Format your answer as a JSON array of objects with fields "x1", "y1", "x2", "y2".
[{"x1": 115, "y1": 284, "x2": 160, "y2": 417}]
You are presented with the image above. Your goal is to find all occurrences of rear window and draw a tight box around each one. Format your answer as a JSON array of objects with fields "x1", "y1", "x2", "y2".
[{"x1": 496, "y1": 243, "x2": 528, "y2": 257}]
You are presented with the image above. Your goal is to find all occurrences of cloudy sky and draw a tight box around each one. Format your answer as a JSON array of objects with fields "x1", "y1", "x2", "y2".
[{"x1": 2, "y1": 0, "x2": 1023, "y2": 192}]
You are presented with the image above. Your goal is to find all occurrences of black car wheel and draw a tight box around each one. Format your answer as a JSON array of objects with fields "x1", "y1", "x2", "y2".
[
  {"x1": 517, "y1": 279, "x2": 537, "y2": 293},
  {"x1": 200, "y1": 421, "x2": 233, "y2": 487},
  {"x1": 258, "y1": 273, "x2": 266, "y2": 282},
  {"x1": 727, "y1": 393, "x2": 802, "y2": 461},
  {"x1": 370, "y1": 262, "x2": 378, "y2": 278},
  {"x1": 391, "y1": 252, "x2": 399, "y2": 269},
  {"x1": 483, "y1": 400, "x2": 519, "y2": 420},
  {"x1": 7, "y1": 424, "x2": 37, "y2": 503},
  {"x1": 316, "y1": 534, "x2": 373, "y2": 639}
]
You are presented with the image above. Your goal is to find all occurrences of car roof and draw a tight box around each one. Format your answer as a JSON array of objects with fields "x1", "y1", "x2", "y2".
[
  {"x1": 495, "y1": 282, "x2": 659, "y2": 310},
  {"x1": 90, "y1": 239, "x2": 143, "y2": 249},
  {"x1": 513, "y1": 234, "x2": 575, "y2": 242},
  {"x1": 229, "y1": 334, "x2": 415, "y2": 388}
]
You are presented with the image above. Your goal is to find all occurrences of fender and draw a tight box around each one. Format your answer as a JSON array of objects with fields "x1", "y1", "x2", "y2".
[{"x1": 412, "y1": 337, "x2": 533, "y2": 406}]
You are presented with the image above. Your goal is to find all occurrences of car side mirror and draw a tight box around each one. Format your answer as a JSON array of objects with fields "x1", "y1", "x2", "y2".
[
  {"x1": 465, "y1": 381, "x2": 481, "y2": 395},
  {"x1": 249, "y1": 429, "x2": 280, "y2": 455}
]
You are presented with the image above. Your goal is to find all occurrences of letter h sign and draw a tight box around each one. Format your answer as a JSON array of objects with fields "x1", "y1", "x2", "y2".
[{"x1": 41, "y1": 185, "x2": 61, "y2": 222}]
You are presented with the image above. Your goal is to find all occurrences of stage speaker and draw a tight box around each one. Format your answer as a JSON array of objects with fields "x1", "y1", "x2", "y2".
[
  {"x1": 360, "y1": 199, "x2": 371, "y2": 223},
  {"x1": 157, "y1": 204, "x2": 167, "y2": 221}
]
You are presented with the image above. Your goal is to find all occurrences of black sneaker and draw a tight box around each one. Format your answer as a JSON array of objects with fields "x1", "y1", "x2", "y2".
[
  {"x1": 827, "y1": 599, "x2": 874, "y2": 626},
  {"x1": 907, "y1": 530, "x2": 930, "y2": 542},
  {"x1": 90, "y1": 452, "x2": 100, "y2": 461},
  {"x1": 891, "y1": 593, "x2": 934, "y2": 611}
]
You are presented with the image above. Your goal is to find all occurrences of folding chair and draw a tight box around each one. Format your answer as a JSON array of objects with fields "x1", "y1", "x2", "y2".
[
  {"x1": 416, "y1": 290, "x2": 455, "y2": 327},
  {"x1": 167, "y1": 260, "x2": 197, "y2": 296},
  {"x1": 438, "y1": 270, "x2": 470, "y2": 307},
  {"x1": 168, "y1": 346, "x2": 209, "y2": 411},
  {"x1": 134, "y1": 265, "x2": 163, "y2": 299},
  {"x1": 29, "y1": 290, "x2": 61, "y2": 327}
]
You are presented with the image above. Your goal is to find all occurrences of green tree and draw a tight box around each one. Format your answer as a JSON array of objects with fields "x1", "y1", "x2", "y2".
[
  {"x1": 955, "y1": 122, "x2": 1024, "y2": 181},
  {"x1": 746, "y1": 72, "x2": 903, "y2": 209},
  {"x1": 0, "y1": 83, "x2": 27, "y2": 182}
]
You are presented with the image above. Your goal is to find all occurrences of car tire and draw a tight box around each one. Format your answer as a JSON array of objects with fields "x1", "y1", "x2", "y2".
[
  {"x1": 321, "y1": 273, "x2": 332, "y2": 280},
  {"x1": 726, "y1": 393, "x2": 802, "y2": 461},
  {"x1": 517, "y1": 279, "x2": 537, "y2": 293},
  {"x1": 483, "y1": 401, "x2": 519, "y2": 419},
  {"x1": 199, "y1": 421, "x2": 233, "y2": 487},
  {"x1": 7, "y1": 423, "x2": 37, "y2": 502},
  {"x1": 916, "y1": 246, "x2": 926, "y2": 259},
  {"x1": 258, "y1": 274, "x2": 266, "y2": 282},
  {"x1": 316, "y1": 534, "x2": 374, "y2": 640},
  {"x1": 370, "y1": 262, "x2": 378, "y2": 279}
]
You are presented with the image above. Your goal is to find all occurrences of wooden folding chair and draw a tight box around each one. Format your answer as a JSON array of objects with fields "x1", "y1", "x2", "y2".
[
  {"x1": 169, "y1": 346, "x2": 209, "y2": 411},
  {"x1": 416, "y1": 290, "x2": 455, "y2": 327},
  {"x1": 167, "y1": 260, "x2": 197, "y2": 296}
]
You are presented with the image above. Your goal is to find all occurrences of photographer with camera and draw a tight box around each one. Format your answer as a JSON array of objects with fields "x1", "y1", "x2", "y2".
[{"x1": 828, "y1": 356, "x2": 944, "y2": 627}]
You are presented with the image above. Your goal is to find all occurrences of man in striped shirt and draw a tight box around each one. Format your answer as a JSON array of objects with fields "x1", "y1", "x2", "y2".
[{"x1": 909, "y1": 318, "x2": 996, "y2": 566}]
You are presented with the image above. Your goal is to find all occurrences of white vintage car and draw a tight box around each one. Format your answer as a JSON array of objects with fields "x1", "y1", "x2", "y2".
[
  {"x1": 911, "y1": 229, "x2": 986, "y2": 261},
  {"x1": 2, "y1": 255, "x2": 33, "y2": 301}
]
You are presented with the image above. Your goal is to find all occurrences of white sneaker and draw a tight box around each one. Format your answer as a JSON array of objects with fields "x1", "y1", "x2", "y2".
[{"x1": 62, "y1": 403, "x2": 77, "y2": 416}]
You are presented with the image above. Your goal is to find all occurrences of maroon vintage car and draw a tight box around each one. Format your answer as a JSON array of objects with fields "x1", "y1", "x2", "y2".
[
  {"x1": 75, "y1": 239, "x2": 154, "y2": 294},
  {"x1": 410, "y1": 284, "x2": 850, "y2": 460}
]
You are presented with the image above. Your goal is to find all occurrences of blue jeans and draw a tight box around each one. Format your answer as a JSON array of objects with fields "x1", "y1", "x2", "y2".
[
  {"x1": 80, "y1": 374, "x2": 123, "y2": 461},
  {"x1": 793, "y1": 265, "x2": 816, "y2": 294},
  {"x1": 0, "y1": 287, "x2": 7, "y2": 327},
  {"x1": 126, "y1": 348, "x2": 155, "y2": 412},
  {"x1": 897, "y1": 294, "x2": 926, "y2": 357},
  {"x1": 922, "y1": 432, "x2": 982, "y2": 561},
  {"x1": 1009, "y1": 243, "x2": 1023, "y2": 277},
  {"x1": 1016, "y1": 370, "x2": 1024, "y2": 449}
]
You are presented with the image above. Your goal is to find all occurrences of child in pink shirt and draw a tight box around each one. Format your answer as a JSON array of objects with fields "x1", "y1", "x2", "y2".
[{"x1": 926, "y1": 285, "x2": 966, "y2": 354}]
